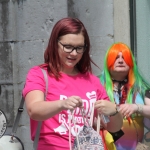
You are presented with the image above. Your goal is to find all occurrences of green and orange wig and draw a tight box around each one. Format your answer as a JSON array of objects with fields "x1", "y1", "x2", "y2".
[{"x1": 100, "y1": 42, "x2": 150, "y2": 103}]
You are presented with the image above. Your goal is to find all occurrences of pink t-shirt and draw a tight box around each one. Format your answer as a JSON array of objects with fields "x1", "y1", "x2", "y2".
[{"x1": 23, "y1": 66, "x2": 109, "y2": 150}]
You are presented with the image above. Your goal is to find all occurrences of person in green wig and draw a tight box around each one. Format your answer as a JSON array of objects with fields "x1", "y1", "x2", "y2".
[{"x1": 99, "y1": 42, "x2": 150, "y2": 150}]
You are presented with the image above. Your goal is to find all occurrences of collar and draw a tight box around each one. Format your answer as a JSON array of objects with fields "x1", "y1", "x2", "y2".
[{"x1": 112, "y1": 78, "x2": 128, "y2": 85}]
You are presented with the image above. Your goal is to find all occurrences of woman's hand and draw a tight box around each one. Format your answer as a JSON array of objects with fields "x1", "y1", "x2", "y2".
[
  {"x1": 119, "y1": 103, "x2": 138, "y2": 117},
  {"x1": 95, "y1": 100, "x2": 123, "y2": 132},
  {"x1": 94, "y1": 100, "x2": 116, "y2": 116},
  {"x1": 61, "y1": 96, "x2": 83, "y2": 111}
]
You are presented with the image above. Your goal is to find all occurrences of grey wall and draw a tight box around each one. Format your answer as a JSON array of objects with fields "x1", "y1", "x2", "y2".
[
  {"x1": 136, "y1": 2, "x2": 150, "y2": 146},
  {"x1": 136, "y1": 0, "x2": 150, "y2": 82},
  {"x1": 0, "y1": 0, "x2": 130, "y2": 149},
  {"x1": 114, "y1": 0, "x2": 130, "y2": 45}
]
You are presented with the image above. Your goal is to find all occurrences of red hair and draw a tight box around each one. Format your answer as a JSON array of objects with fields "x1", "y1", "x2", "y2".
[{"x1": 42, "y1": 17, "x2": 93, "y2": 79}]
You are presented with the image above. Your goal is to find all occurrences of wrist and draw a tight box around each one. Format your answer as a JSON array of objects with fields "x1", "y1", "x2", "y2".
[
  {"x1": 135, "y1": 104, "x2": 139, "y2": 113},
  {"x1": 135, "y1": 104, "x2": 143, "y2": 114},
  {"x1": 59, "y1": 100, "x2": 66, "y2": 111},
  {"x1": 110, "y1": 104, "x2": 120, "y2": 117}
]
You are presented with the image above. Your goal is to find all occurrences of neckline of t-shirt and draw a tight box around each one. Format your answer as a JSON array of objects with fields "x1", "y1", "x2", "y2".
[{"x1": 60, "y1": 71, "x2": 83, "y2": 77}]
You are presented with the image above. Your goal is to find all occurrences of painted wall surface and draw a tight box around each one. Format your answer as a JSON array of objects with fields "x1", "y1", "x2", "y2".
[
  {"x1": 136, "y1": 0, "x2": 150, "y2": 82},
  {"x1": 136, "y1": 0, "x2": 150, "y2": 147},
  {"x1": 114, "y1": 0, "x2": 130, "y2": 46},
  {"x1": 0, "y1": 0, "x2": 130, "y2": 149}
]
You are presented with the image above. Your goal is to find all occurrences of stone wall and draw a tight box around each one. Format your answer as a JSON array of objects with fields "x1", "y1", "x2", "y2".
[{"x1": 0, "y1": 0, "x2": 130, "y2": 149}]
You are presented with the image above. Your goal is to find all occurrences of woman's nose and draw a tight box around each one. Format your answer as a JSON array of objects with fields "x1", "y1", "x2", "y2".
[
  {"x1": 70, "y1": 49, "x2": 78, "y2": 55},
  {"x1": 118, "y1": 57, "x2": 123, "y2": 62}
]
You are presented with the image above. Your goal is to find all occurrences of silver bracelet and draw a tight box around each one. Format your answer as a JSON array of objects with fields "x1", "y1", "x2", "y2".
[{"x1": 135, "y1": 104, "x2": 143, "y2": 114}]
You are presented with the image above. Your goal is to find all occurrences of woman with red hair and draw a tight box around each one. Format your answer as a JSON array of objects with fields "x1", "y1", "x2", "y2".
[
  {"x1": 22, "y1": 18, "x2": 122, "y2": 150},
  {"x1": 100, "y1": 42, "x2": 150, "y2": 150}
]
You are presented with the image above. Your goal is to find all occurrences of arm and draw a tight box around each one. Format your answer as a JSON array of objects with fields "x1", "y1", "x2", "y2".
[
  {"x1": 25, "y1": 90, "x2": 82, "y2": 121},
  {"x1": 107, "y1": 112, "x2": 123, "y2": 132},
  {"x1": 95, "y1": 79, "x2": 123, "y2": 132},
  {"x1": 119, "y1": 91, "x2": 150, "y2": 118},
  {"x1": 24, "y1": 67, "x2": 82, "y2": 121},
  {"x1": 95, "y1": 100, "x2": 123, "y2": 132}
]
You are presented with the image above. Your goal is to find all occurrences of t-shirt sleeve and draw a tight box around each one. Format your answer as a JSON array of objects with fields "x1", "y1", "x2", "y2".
[
  {"x1": 94, "y1": 75, "x2": 110, "y2": 101},
  {"x1": 22, "y1": 66, "x2": 46, "y2": 98}
]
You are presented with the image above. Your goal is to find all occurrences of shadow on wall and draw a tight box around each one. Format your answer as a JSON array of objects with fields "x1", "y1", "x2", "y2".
[
  {"x1": 0, "y1": 0, "x2": 14, "y2": 126},
  {"x1": 67, "y1": 0, "x2": 79, "y2": 18}
]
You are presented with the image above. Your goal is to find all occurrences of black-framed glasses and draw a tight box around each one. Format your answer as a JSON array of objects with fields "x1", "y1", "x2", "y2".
[{"x1": 58, "y1": 41, "x2": 85, "y2": 54}]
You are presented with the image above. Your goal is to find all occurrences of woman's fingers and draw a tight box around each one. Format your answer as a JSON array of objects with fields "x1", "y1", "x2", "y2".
[
  {"x1": 62, "y1": 96, "x2": 82, "y2": 110},
  {"x1": 94, "y1": 100, "x2": 116, "y2": 116},
  {"x1": 119, "y1": 104, "x2": 138, "y2": 117}
]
